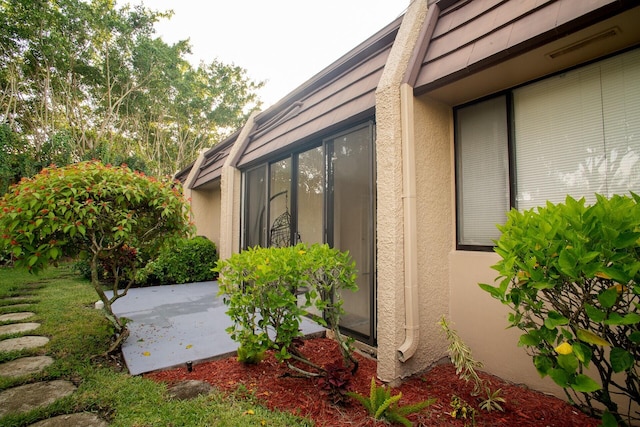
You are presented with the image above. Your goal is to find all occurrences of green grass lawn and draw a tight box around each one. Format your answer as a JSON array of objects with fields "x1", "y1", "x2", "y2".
[{"x1": 0, "y1": 264, "x2": 312, "y2": 427}]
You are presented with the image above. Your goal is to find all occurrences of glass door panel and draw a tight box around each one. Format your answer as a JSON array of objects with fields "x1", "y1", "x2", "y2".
[
  {"x1": 297, "y1": 147, "x2": 324, "y2": 245},
  {"x1": 329, "y1": 125, "x2": 374, "y2": 339},
  {"x1": 269, "y1": 158, "x2": 292, "y2": 247},
  {"x1": 244, "y1": 165, "x2": 267, "y2": 249}
]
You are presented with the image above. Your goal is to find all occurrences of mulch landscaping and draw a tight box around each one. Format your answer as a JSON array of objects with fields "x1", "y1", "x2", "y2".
[{"x1": 146, "y1": 337, "x2": 600, "y2": 426}]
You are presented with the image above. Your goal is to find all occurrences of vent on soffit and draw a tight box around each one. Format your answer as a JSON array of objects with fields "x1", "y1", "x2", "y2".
[{"x1": 547, "y1": 27, "x2": 621, "y2": 59}]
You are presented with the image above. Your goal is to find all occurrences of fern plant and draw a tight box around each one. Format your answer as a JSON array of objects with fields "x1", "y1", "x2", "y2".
[{"x1": 347, "y1": 377, "x2": 435, "y2": 426}]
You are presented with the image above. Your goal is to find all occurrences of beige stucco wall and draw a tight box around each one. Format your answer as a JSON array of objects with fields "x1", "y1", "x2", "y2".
[
  {"x1": 218, "y1": 165, "x2": 241, "y2": 260},
  {"x1": 189, "y1": 184, "x2": 222, "y2": 248},
  {"x1": 449, "y1": 250, "x2": 566, "y2": 397},
  {"x1": 411, "y1": 95, "x2": 453, "y2": 369}
]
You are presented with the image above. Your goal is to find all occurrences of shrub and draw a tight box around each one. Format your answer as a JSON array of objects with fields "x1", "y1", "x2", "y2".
[
  {"x1": 480, "y1": 194, "x2": 640, "y2": 426},
  {"x1": 0, "y1": 161, "x2": 192, "y2": 334},
  {"x1": 138, "y1": 236, "x2": 218, "y2": 285},
  {"x1": 215, "y1": 243, "x2": 358, "y2": 374}
]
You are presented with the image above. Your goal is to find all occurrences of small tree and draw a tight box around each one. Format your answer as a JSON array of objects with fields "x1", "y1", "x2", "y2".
[
  {"x1": 480, "y1": 194, "x2": 640, "y2": 426},
  {"x1": 0, "y1": 161, "x2": 192, "y2": 336}
]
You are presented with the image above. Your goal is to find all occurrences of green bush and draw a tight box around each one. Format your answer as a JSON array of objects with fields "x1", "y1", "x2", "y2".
[
  {"x1": 480, "y1": 194, "x2": 640, "y2": 426},
  {"x1": 138, "y1": 236, "x2": 218, "y2": 285},
  {"x1": 215, "y1": 243, "x2": 358, "y2": 374}
]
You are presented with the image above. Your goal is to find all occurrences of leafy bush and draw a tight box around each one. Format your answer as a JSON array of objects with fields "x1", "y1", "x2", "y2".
[
  {"x1": 347, "y1": 377, "x2": 435, "y2": 426},
  {"x1": 138, "y1": 236, "x2": 218, "y2": 285},
  {"x1": 215, "y1": 243, "x2": 358, "y2": 374},
  {"x1": 0, "y1": 161, "x2": 192, "y2": 334},
  {"x1": 480, "y1": 194, "x2": 640, "y2": 426}
]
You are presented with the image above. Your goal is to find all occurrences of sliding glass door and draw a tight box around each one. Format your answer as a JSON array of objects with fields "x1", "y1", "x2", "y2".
[
  {"x1": 242, "y1": 122, "x2": 376, "y2": 343},
  {"x1": 326, "y1": 125, "x2": 375, "y2": 340}
]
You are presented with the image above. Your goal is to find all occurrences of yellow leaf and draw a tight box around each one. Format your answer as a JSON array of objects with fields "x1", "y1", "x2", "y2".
[
  {"x1": 577, "y1": 329, "x2": 611, "y2": 347},
  {"x1": 243, "y1": 409, "x2": 255, "y2": 416},
  {"x1": 595, "y1": 271, "x2": 611, "y2": 280},
  {"x1": 142, "y1": 351, "x2": 151, "y2": 356},
  {"x1": 186, "y1": 344, "x2": 193, "y2": 349},
  {"x1": 261, "y1": 420, "x2": 266, "y2": 426},
  {"x1": 555, "y1": 342, "x2": 573, "y2": 355}
]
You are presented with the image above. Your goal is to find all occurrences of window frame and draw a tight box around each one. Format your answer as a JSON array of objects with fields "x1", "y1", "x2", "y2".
[
  {"x1": 454, "y1": 48, "x2": 640, "y2": 251},
  {"x1": 454, "y1": 92, "x2": 515, "y2": 252}
]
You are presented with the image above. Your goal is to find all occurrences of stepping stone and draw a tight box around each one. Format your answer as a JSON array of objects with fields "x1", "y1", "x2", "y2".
[
  {"x1": 0, "y1": 322, "x2": 40, "y2": 337},
  {"x1": 0, "y1": 312, "x2": 35, "y2": 322},
  {"x1": 27, "y1": 412, "x2": 109, "y2": 427},
  {"x1": 0, "y1": 304, "x2": 32, "y2": 311},
  {"x1": 0, "y1": 336, "x2": 49, "y2": 352},
  {"x1": 0, "y1": 380, "x2": 76, "y2": 417},
  {"x1": 29, "y1": 412, "x2": 109, "y2": 427},
  {"x1": 0, "y1": 356, "x2": 54, "y2": 377},
  {"x1": 167, "y1": 380, "x2": 212, "y2": 400},
  {"x1": 2, "y1": 296, "x2": 34, "y2": 303}
]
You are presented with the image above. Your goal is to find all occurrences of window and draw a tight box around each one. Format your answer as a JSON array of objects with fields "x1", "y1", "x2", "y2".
[
  {"x1": 455, "y1": 96, "x2": 510, "y2": 247},
  {"x1": 456, "y1": 49, "x2": 640, "y2": 248}
]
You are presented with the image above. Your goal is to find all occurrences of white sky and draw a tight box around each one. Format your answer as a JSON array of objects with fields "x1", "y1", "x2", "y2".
[{"x1": 130, "y1": 1, "x2": 409, "y2": 108}]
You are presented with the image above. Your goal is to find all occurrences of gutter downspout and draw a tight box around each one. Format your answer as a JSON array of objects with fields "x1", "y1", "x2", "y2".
[
  {"x1": 397, "y1": 82, "x2": 419, "y2": 362},
  {"x1": 396, "y1": 1, "x2": 440, "y2": 363}
]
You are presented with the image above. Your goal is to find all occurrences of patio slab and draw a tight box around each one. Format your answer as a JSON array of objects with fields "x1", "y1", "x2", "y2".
[{"x1": 108, "y1": 282, "x2": 325, "y2": 375}]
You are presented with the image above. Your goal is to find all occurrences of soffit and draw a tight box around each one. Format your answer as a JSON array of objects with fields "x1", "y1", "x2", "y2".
[
  {"x1": 235, "y1": 16, "x2": 403, "y2": 168},
  {"x1": 424, "y1": 6, "x2": 640, "y2": 106},
  {"x1": 414, "y1": 0, "x2": 636, "y2": 99}
]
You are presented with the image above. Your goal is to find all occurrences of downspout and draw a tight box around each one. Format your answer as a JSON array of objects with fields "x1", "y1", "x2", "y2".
[
  {"x1": 396, "y1": 1, "x2": 439, "y2": 363},
  {"x1": 397, "y1": 82, "x2": 419, "y2": 362}
]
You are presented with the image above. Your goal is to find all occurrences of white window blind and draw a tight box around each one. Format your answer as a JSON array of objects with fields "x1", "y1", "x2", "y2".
[
  {"x1": 514, "y1": 49, "x2": 640, "y2": 211},
  {"x1": 456, "y1": 96, "x2": 510, "y2": 246},
  {"x1": 601, "y1": 50, "x2": 640, "y2": 195}
]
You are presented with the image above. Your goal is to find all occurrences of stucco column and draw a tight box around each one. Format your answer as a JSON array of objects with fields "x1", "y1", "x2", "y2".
[
  {"x1": 375, "y1": 0, "x2": 429, "y2": 382},
  {"x1": 218, "y1": 112, "x2": 258, "y2": 260},
  {"x1": 180, "y1": 150, "x2": 207, "y2": 231}
]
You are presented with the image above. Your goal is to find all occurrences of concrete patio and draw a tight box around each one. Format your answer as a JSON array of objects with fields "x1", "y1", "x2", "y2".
[{"x1": 108, "y1": 282, "x2": 325, "y2": 375}]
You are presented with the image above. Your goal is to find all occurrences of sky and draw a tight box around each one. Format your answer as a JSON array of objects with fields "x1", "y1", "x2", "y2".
[{"x1": 129, "y1": 1, "x2": 409, "y2": 109}]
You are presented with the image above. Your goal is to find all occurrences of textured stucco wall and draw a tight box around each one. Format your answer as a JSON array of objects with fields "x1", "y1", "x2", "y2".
[
  {"x1": 219, "y1": 166, "x2": 242, "y2": 260},
  {"x1": 375, "y1": 0, "x2": 430, "y2": 382},
  {"x1": 411, "y1": 96, "x2": 452, "y2": 372},
  {"x1": 190, "y1": 185, "x2": 221, "y2": 248},
  {"x1": 219, "y1": 113, "x2": 258, "y2": 260}
]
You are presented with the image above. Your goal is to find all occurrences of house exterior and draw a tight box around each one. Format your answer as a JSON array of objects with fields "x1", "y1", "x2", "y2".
[{"x1": 179, "y1": 0, "x2": 640, "y2": 397}]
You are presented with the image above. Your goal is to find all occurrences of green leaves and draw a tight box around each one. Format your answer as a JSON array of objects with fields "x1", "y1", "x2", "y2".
[
  {"x1": 0, "y1": 0, "x2": 264, "y2": 179},
  {"x1": 479, "y1": 194, "x2": 640, "y2": 423},
  {"x1": 216, "y1": 243, "x2": 358, "y2": 368},
  {"x1": 610, "y1": 348, "x2": 634, "y2": 373},
  {"x1": 347, "y1": 377, "x2": 434, "y2": 426},
  {"x1": 0, "y1": 161, "x2": 192, "y2": 330}
]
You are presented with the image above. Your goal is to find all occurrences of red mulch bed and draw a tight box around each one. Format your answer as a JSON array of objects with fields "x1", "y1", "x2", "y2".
[{"x1": 145, "y1": 337, "x2": 599, "y2": 426}]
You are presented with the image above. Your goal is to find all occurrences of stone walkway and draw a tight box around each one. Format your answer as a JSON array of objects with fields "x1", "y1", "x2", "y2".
[{"x1": 0, "y1": 290, "x2": 108, "y2": 426}]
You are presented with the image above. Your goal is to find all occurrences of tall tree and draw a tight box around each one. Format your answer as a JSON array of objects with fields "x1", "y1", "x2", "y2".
[{"x1": 0, "y1": 0, "x2": 263, "y2": 179}]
